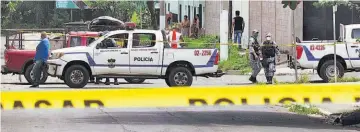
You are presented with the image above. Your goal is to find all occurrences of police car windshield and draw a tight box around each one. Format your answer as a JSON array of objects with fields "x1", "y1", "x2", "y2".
[{"x1": 88, "y1": 33, "x2": 111, "y2": 47}]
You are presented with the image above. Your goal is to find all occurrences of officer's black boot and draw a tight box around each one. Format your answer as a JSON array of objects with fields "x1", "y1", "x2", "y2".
[
  {"x1": 249, "y1": 76, "x2": 257, "y2": 83},
  {"x1": 114, "y1": 78, "x2": 119, "y2": 85},
  {"x1": 95, "y1": 78, "x2": 101, "y2": 84},
  {"x1": 105, "y1": 78, "x2": 110, "y2": 85},
  {"x1": 266, "y1": 76, "x2": 273, "y2": 84}
]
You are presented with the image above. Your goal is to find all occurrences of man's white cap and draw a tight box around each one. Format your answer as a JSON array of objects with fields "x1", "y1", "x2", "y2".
[{"x1": 252, "y1": 29, "x2": 259, "y2": 33}]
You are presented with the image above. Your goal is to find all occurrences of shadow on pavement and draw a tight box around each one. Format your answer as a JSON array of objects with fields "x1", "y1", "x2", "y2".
[
  {"x1": 73, "y1": 111, "x2": 359, "y2": 130},
  {"x1": 228, "y1": 80, "x2": 327, "y2": 85}
]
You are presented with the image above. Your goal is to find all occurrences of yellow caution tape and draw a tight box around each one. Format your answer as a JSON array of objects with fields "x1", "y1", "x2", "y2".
[{"x1": 1, "y1": 84, "x2": 359, "y2": 110}]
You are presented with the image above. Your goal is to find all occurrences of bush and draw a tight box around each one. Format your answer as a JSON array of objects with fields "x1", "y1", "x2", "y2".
[
  {"x1": 183, "y1": 35, "x2": 251, "y2": 73},
  {"x1": 218, "y1": 45, "x2": 251, "y2": 74}
]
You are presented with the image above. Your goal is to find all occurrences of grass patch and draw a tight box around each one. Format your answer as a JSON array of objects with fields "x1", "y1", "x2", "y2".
[
  {"x1": 284, "y1": 104, "x2": 323, "y2": 115},
  {"x1": 183, "y1": 35, "x2": 251, "y2": 73},
  {"x1": 329, "y1": 77, "x2": 360, "y2": 83}
]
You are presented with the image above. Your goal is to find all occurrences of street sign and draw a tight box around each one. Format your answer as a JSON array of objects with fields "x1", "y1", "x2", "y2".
[{"x1": 56, "y1": 0, "x2": 91, "y2": 9}]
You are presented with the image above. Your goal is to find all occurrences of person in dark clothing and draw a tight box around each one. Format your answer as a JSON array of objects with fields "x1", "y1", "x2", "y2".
[
  {"x1": 30, "y1": 32, "x2": 50, "y2": 88},
  {"x1": 232, "y1": 10, "x2": 245, "y2": 49},
  {"x1": 261, "y1": 33, "x2": 280, "y2": 84}
]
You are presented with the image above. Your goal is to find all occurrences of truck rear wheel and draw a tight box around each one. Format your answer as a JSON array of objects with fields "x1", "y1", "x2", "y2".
[
  {"x1": 124, "y1": 78, "x2": 146, "y2": 84},
  {"x1": 24, "y1": 64, "x2": 48, "y2": 84},
  {"x1": 319, "y1": 60, "x2": 344, "y2": 82},
  {"x1": 166, "y1": 67, "x2": 193, "y2": 87},
  {"x1": 64, "y1": 65, "x2": 89, "y2": 88}
]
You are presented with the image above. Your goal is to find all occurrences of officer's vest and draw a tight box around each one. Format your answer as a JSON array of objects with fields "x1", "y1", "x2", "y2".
[
  {"x1": 262, "y1": 40, "x2": 276, "y2": 58},
  {"x1": 251, "y1": 37, "x2": 260, "y2": 56}
]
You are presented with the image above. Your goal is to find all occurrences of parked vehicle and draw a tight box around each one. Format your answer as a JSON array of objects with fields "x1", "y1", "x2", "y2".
[
  {"x1": 288, "y1": 24, "x2": 360, "y2": 82},
  {"x1": 47, "y1": 22, "x2": 224, "y2": 88},
  {"x1": 1, "y1": 16, "x2": 127, "y2": 84}
]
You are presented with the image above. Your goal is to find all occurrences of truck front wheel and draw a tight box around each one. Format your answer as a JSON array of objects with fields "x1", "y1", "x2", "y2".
[
  {"x1": 64, "y1": 65, "x2": 89, "y2": 88},
  {"x1": 24, "y1": 64, "x2": 48, "y2": 84},
  {"x1": 319, "y1": 60, "x2": 345, "y2": 82},
  {"x1": 166, "y1": 67, "x2": 193, "y2": 87},
  {"x1": 124, "y1": 78, "x2": 146, "y2": 84}
]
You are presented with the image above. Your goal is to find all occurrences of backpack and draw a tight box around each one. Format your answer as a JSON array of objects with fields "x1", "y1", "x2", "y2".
[{"x1": 262, "y1": 40, "x2": 276, "y2": 58}]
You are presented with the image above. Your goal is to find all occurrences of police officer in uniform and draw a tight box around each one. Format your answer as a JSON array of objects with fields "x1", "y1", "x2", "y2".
[
  {"x1": 261, "y1": 33, "x2": 280, "y2": 84},
  {"x1": 248, "y1": 29, "x2": 261, "y2": 83}
]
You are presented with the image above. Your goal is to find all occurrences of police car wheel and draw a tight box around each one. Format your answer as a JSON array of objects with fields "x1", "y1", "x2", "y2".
[
  {"x1": 167, "y1": 67, "x2": 193, "y2": 87},
  {"x1": 64, "y1": 65, "x2": 89, "y2": 88},
  {"x1": 124, "y1": 78, "x2": 146, "y2": 84},
  {"x1": 165, "y1": 78, "x2": 171, "y2": 87},
  {"x1": 24, "y1": 63, "x2": 48, "y2": 84},
  {"x1": 319, "y1": 60, "x2": 344, "y2": 82}
]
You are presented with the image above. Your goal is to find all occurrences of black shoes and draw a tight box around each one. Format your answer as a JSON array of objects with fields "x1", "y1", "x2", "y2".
[
  {"x1": 249, "y1": 76, "x2": 257, "y2": 83},
  {"x1": 266, "y1": 76, "x2": 273, "y2": 84}
]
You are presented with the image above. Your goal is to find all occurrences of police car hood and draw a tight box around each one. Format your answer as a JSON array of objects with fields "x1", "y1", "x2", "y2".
[{"x1": 51, "y1": 46, "x2": 90, "y2": 54}]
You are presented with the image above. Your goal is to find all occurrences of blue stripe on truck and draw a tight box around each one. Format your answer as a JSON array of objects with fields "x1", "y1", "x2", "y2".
[
  {"x1": 303, "y1": 46, "x2": 360, "y2": 61},
  {"x1": 64, "y1": 49, "x2": 218, "y2": 68}
]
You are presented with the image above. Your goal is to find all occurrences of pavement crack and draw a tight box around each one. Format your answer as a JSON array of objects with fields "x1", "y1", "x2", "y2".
[{"x1": 99, "y1": 108, "x2": 137, "y2": 132}]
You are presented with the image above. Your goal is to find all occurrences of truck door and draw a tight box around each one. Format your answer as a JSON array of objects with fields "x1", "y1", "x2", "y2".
[
  {"x1": 346, "y1": 27, "x2": 360, "y2": 68},
  {"x1": 129, "y1": 33, "x2": 161, "y2": 75},
  {"x1": 93, "y1": 33, "x2": 130, "y2": 75}
]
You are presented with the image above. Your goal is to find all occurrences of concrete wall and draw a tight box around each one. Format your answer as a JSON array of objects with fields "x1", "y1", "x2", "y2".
[
  {"x1": 232, "y1": 0, "x2": 250, "y2": 48},
  {"x1": 204, "y1": 1, "x2": 228, "y2": 35},
  {"x1": 249, "y1": 1, "x2": 303, "y2": 52}
]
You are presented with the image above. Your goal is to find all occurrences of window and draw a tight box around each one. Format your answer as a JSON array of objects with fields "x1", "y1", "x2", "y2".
[
  {"x1": 87, "y1": 37, "x2": 96, "y2": 45},
  {"x1": 98, "y1": 33, "x2": 128, "y2": 49},
  {"x1": 168, "y1": 3, "x2": 170, "y2": 11},
  {"x1": 179, "y1": 4, "x2": 182, "y2": 22},
  {"x1": 132, "y1": 33, "x2": 156, "y2": 48},
  {"x1": 351, "y1": 28, "x2": 360, "y2": 39},
  {"x1": 70, "y1": 37, "x2": 82, "y2": 47}
]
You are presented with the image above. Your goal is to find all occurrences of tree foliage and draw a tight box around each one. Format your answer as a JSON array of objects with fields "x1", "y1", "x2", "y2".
[
  {"x1": 313, "y1": 0, "x2": 360, "y2": 11},
  {"x1": 1, "y1": 1, "x2": 157, "y2": 29}
]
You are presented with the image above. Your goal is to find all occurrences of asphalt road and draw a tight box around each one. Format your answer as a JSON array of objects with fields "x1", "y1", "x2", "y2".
[
  {"x1": 1, "y1": 72, "x2": 360, "y2": 91},
  {"x1": 2, "y1": 106, "x2": 359, "y2": 132}
]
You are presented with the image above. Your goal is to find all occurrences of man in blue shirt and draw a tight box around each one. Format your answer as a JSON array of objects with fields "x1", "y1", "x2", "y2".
[{"x1": 30, "y1": 32, "x2": 50, "y2": 88}]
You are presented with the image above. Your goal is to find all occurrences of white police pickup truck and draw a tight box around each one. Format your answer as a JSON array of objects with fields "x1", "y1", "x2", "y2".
[
  {"x1": 288, "y1": 24, "x2": 360, "y2": 82},
  {"x1": 47, "y1": 23, "x2": 223, "y2": 88}
]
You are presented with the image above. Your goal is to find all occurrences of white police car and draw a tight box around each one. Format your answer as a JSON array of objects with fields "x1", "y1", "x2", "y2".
[{"x1": 47, "y1": 22, "x2": 223, "y2": 88}]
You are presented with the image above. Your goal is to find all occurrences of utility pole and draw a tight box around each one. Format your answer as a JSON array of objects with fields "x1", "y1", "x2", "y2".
[
  {"x1": 333, "y1": 5, "x2": 338, "y2": 83},
  {"x1": 292, "y1": 10, "x2": 298, "y2": 82},
  {"x1": 229, "y1": 0, "x2": 233, "y2": 40},
  {"x1": 159, "y1": 1, "x2": 165, "y2": 30}
]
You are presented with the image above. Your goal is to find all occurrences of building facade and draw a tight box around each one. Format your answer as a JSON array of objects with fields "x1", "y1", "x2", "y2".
[
  {"x1": 163, "y1": 1, "x2": 205, "y2": 28},
  {"x1": 204, "y1": 1, "x2": 303, "y2": 52}
]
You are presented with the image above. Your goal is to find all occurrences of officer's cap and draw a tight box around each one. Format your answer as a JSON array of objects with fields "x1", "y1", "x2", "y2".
[
  {"x1": 266, "y1": 33, "x2": 272, "y2": 37},
  {"x1": 252, "y1": 29, "x2": 259, "y2": 33}
]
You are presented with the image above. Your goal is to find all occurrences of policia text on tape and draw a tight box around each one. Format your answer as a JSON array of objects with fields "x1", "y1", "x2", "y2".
[{"x1": 1, "y1": 84, "x2": 359, "y2": 110}]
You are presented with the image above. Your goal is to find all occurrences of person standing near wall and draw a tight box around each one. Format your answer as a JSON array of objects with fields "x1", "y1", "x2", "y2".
[
  {"x1": 181, "y1": 15, "x2": 190, "y2": 37},
  {"x1": 261, "y1": 33, "x2": 280, "y2": 84},
  {"x1": 190, "y1": 14, "x2": 200, "y2": 38},
  {"x1": 248, "y1": 29, "x2": 261, "y2": 83},
  {"x1": 233, "y1": 10, "x2": 245, "y2": 50}
]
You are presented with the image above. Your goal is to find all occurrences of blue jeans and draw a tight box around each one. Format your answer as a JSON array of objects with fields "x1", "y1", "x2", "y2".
[{"x1": 234, "y1": 30, "x2": 242, "y2": 49}]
